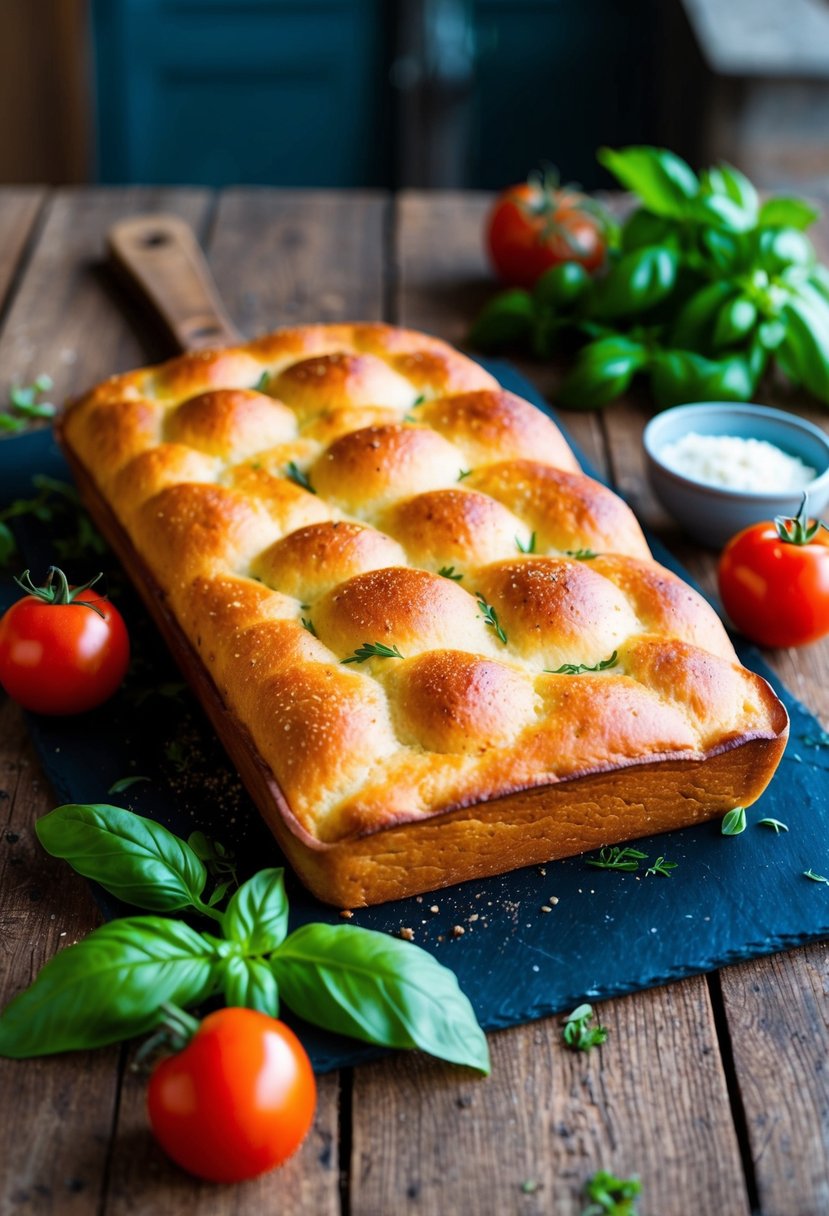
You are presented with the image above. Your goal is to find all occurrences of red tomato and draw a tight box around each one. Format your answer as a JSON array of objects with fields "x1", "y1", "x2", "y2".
[
  {"x1": 147, "y1": 1008, "x2": 316, "y2": 1184},
  {"x1": 717, "y1": 509, "x2": 829, "y2": 647},
  {"x1": 486, "y1": 175, "x2": 607, "y2": 288},
  {"x1": 0, "y1": 567, "x2": 130, "y2": 714}
]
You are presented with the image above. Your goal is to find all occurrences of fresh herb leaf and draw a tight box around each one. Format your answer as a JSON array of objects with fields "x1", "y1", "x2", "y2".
[
  {"x1": 300, "y1": 616, "x2": 317, "y2": 637},
  {"x1": 412, "y1": 393, "x2": 426, "y2": 406},
  {"x1": 187, "y1": 831, "x2": 238, "y2": 895},
  {"x1": 645, "y1": 856, "x2": 677, "y2": 877},
  {"x1": 342, "y1": 641, "x2": 405, "y2": 664},
  {"x1": 581, "y1": 1169, "x2": 642, "y2": 1216},
  {"x1": 0, "y1": 917, "x2": 218, "y2": 1057},
  {"x1": 36, "y1": 803, "x2": 215, "y2": 917},
  {"x1": 270, "y1": 922, "x2": 490, "y2": 1073},
  {"x1": 438, "y1": 566, "x2": 464, "y2": 581},
  {"x1": 254, "y1": 371, "x2": 270, "y2": 391},
  {"x1": 586, "y1": 846, "x2": 647, "y2": 873},
  {"x1": 467, "y1": 288, "x2": 534, "y2": 351},
  {"x1": 803, "y1": 869, "x2": 829, "y2": 885},
  {"x1": 285, "y1": 461, "x2": 315, "y2": 493},
  {"x1": 3, "y1": 375, "x2": 55, "y2": 430},
  {"x1": 107, "y1": 775, "x2": 151, "y2": 795},
  {"x1": 475, "y1": 592, "x2": 507, "y2": 644},
  {"x1": 457, "y1": 468, "x2": 472, "y2": 481},
  {"x1": 220, "y1": 955, "x2": 279, "y2": 1015},
  {"x1": 758, "y1": 818, "x2": 788, "y2": 834},
  {"x1": 721, "y1": 807, "x2": 747, "y2": 836},
  {"x1": 546, "y1": 651, "x2": 618, "y2": 675},
  {"x1": 223, "y1": 869, "x2": 289, "y2": 954},
  {"x1": 564, "y1": 548, "x2": 599, "y2": 560},
  {"x1": 562, "y1": 1003, "x2": 608, "y2": 1052},
  {"x1": 516, "y1": 531, "x2": 536, "y2": 554}
]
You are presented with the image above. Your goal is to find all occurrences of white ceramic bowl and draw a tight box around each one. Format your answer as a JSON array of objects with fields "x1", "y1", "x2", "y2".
[{"x1": 643, "y1": 402, "x2": 829, "y2": 549}]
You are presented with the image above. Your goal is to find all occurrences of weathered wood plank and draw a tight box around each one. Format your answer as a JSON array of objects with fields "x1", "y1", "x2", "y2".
[
  {"x1": 0, "y1": 188, "x2": 214, "y2": 1216},
  {"x1": 99, "y1": 188, "x2": 392, "y2": 1216},
  {"x1": 345, "y1": 189, "x2": 751, "y2": 1216},
  {"x1": 0, "y1": 189, "x2": 46, "y2": 315},
  {"x1": 351, "y1": 978, "x2": 749, "y2": 1216}
]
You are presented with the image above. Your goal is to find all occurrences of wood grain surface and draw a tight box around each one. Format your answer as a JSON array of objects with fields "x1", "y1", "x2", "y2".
[{"x1": 0, "y1": 187, "x2": 827, "y2": 1216}]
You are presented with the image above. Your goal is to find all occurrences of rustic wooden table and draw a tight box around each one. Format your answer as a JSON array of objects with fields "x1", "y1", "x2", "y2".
[{"x1": 0, "y1": 187, "x2": 827, "y2": 1216}]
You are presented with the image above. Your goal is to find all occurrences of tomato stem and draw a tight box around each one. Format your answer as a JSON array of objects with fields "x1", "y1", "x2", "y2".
[
  {"x1": 774, "y1": 493, "x2": 828, "y2": 546},
  {"x1": 13, "y1": 566, "x2": 106, "y2": 617}
]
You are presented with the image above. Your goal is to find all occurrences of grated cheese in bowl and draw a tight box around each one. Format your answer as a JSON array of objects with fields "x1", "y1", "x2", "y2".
[{"x1": 659, "y1": 432, "x2": 816, "y2": 493}]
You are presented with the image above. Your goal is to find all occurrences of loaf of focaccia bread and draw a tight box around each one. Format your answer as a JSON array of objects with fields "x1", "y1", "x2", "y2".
[{"x1": 58, "y1": 324, "x2": 788, "y2": 906}]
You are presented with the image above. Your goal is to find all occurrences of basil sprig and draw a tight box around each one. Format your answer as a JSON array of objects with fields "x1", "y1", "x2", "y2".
[
  {"x1": 2, "y1": 805, "x2": 490, "y2": 1073},
  {"x1": 471, "y1": 145, "x2": 829, "y2": 411}
]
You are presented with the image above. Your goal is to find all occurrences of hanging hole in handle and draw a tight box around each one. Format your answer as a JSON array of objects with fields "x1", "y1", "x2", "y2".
[{"x1": 141, "y1": 232, "x2": 171, "y2": 248}]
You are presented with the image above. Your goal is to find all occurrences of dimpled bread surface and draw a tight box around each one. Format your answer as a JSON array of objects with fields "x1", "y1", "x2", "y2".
[{"x1": 60, "y1": 323, "x2": 788, "y2": 905}]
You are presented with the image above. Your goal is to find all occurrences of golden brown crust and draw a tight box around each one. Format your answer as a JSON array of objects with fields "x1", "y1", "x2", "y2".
[{"x1": 58, "y1": 322, "x2": 788, "y2": 905}]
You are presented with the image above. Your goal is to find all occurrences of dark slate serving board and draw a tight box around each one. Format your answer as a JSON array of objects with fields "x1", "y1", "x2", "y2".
[{"x1": 3, "y1": 365, "x2": 828, "y2": 1073}]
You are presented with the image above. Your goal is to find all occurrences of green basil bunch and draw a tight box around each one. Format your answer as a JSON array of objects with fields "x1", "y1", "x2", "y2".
[
  {"x1": 470, "y1": 145, "x2": 828, "y2": 411},
  {"x1": 0, "y1": 804, "x2": 489, "y2": 1072}
]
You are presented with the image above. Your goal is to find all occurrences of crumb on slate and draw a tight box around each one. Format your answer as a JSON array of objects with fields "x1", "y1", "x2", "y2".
[{"x1": 399, "y1": 926, "x2": 415, "y2": 941}]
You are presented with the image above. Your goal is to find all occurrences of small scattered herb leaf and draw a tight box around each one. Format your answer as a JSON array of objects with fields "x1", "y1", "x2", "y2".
[
  {"x1": 516, "y1": 531, "x2": 537, "y2": 554},
  {"x1": 721, "y1": 807, "x2": 747, "y2": 836},
  {"x1": 546, "y1": 651, "x2": 618, "y2": 676},
  {"x1": 586, "y1": 845, "x2": 647, "y2": 873},
  {"x1": 300, "y1": 616, "x2": 317, "y2": 637},
  {"x1": 645, "y1": 856, "x2": 677, "y2": 877},
  {"x1": 562, "y1": 1003, "x2": 608, "y2": 1052},
  {"x1": 438, "y1": 566, "x2": 463, "y2": 581},
  {"x1": 285, "y1": 461, "x2": 315, "y2": 493},
  {"x1": 254, "y1": 371, "x2": 270, "y2": 391},
  {"x1": 107, "y1": 775, "x2": 151, "y2": 795},
  {"x1": 804, "y1": 868, "x2": 829, "y2": 885},
  {"x1": 758, "y1": 818, "x2": 788, "y2": 834},
  {"x1": 475, "y1": 592, "x2": 507, "y2": 644},
  {"x1": 564, "y1": 548, "x2": 599, "y2": 560},
  {"x1": 342, "y1": 641, "x2": 405, "y2": 664},
  {"x1": 581, "y1": 1168, "x2": 642, "y2": 1216}
]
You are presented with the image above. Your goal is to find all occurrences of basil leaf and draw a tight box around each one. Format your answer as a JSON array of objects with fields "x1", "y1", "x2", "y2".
[
  {"x1": 0, "y1": 918, "x2": 218, "y2": 1057},
  {"x1": 721, "y1": 807, "x2": 747, "y2": 836},
  {"x1": 223, "y1": 868, "x2": 289, "y2": 953},
  {"x1": 467, "y1": 289, "x2": 534, "y2": 351},
  {"x1": 755, "y1": 228, "x2": 815, "y2": 275},
  {"x1": 759, "y1": 197, "x2": 820, "y2": 231},
  {"x1": 712, "y1": 296, "x2": 758, "y2": 349},
  {"x1": 533, "y1": 261, "x2": 590, "y2": 310},
  {"x1": 598, "y1": 146, "x2": 698, "y2": 218},
  {"x1": 671, "y1": 281, "x2": 735, "y2": 350},
  {"x1": 592, "y1": 245, "x2": 678, "y2": 318},
  {"x1": 692, "y1": 192, "x2": 754, "y2": 233},
  {"x1": 703, "y1": 164, "x2": 759, "y2": 220},
  {"x1": 220, "y1": 956, "x2": 279, "y2": 1015},
  {"x1": 557, "y1": 336, "x2": 648, "y2": 409},
  {"x1": 779, "y1": 291, "x2": 829, "y2": 402},
  {"x1": 271, "y1": 923, "x2": 490, "y2": 1073},
  {"x1": 620, "y1": 208, "x2": 678, "y2": 254},
  {"x1": 699, "y1": 228, "x2": 745, "y2": 275},
  {"x1": 651, "y1": 348, "x2": 762, "y2": 409},
  {"x1": 36, "y1": 804, "x2": 208, "y2": 913}
]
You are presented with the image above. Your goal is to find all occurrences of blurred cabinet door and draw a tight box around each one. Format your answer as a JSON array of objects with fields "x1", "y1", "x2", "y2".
[{"x1": 92, "y1": 0, "x2": 391, "y2": 185}]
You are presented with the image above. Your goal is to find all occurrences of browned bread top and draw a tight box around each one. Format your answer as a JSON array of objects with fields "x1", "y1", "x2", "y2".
[{"x1": 61, "y1": 323, "x2": 785, "y2": 846}]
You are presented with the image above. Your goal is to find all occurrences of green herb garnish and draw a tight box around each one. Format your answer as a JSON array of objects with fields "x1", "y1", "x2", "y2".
[
  {"x1": 546, "y1": 650, "x2": 618, "y2": 675},
  {"x1": 721, "y1": 807, "x2": 747, "y2": 836},
  {"x1": 516, "y1": 532, "x2": 536, "y2": 554},
  {"x1": 438, "y1": 566, "x2": 464, "y2": 581},
  {"x1": 342, "y1": 641, "x2": 405, "y2": 664},
  {"x1": 457, "y1": 469, "x2": 472, "y2": 481},
  {"x1": 581, "y1": 1169, "x2": 642, "y2": 1216},
  {"x1": 0, "y1": 804, "x2": 489, "y2": 1074},
  {"x1": 285, "y1": 461, "x2": 315, "y2": 493},
  {"x1": 253, "y1": 371, "x2": 270, "y2": 391},
  {"x1": 1, "y1": 375, "x2": 55, "y2": 432},
  {"x1": 300, "y1": 617, "x2": 317, "y2": 637},
  {"x1": 585, "y1": 846, "x2": 647, "y2": 873},
  {"x1": 564, "y1": 548, "x2": 599, "y2": 561},
  {"x1": 758, "y1": 818, "x2": 788, "y2": 834},
  {"x1": 562, "y1": 1003, "x2": 608, "y2": 1052},
  {"x1": 412, "y1": 393, "x2": 426, "y2": 407},
  {"x1": 475, "y1": 592, "x2": 507, "y2": 644},
  {"x1": 803, "y1": 868, "x2": 829, "y2": 885},
  {"x1": 0, "y1": 475, "x2": 105, "y2": 568},
  {"x1": 107, "y1": 776, "x2": 151, "y2": 795},
  {"x1": 645, "y1": 856, "x2": 677, "y2": 877}
]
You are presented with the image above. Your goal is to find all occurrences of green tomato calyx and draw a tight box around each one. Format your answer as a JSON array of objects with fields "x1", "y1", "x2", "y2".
[{"x1": 774, "y1": 494, "x2": 828, "y2": 546}]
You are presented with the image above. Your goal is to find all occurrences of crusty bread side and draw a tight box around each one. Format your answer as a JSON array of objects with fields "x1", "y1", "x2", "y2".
[{"x1": 58, "y1": 323, "x2": 788, "y2": 905}]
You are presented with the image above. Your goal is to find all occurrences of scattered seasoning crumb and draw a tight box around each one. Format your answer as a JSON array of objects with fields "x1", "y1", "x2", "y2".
[
  {"x1": 399, "y1": 927, "x2": 415, "y2": 941},
  {"x1": 538, "y1": 867, "x2": 547, "y2": 876},
  {"x1": 437, "y1": 934, "x2": 445, "y2": 942},
  {"x1": 541, "y1": 905, "x2": 552, "y2": 913},
  {"x1": 429, "y1": 904, "x2": 439, "y2": 913},
  {"x1": 339, "y1": 909, "x2": 353, "y2": 919},
  {"x1": 549, "y1": 896, "x2": 559, "y2": 905},
  {"x1": 451, "y1": 924, "x2": 465, "y2": 938},
  {"x1": 468, "y1": 913, "x2": 479, "y2": 922},
  {"x1": 416, "y1": 895, "x2": 423, "y2": 903}
]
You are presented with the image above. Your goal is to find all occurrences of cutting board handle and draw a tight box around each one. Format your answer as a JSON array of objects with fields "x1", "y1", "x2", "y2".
[{"x1": 107, "y1": 214, "x2": 243, "y2": 353}]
